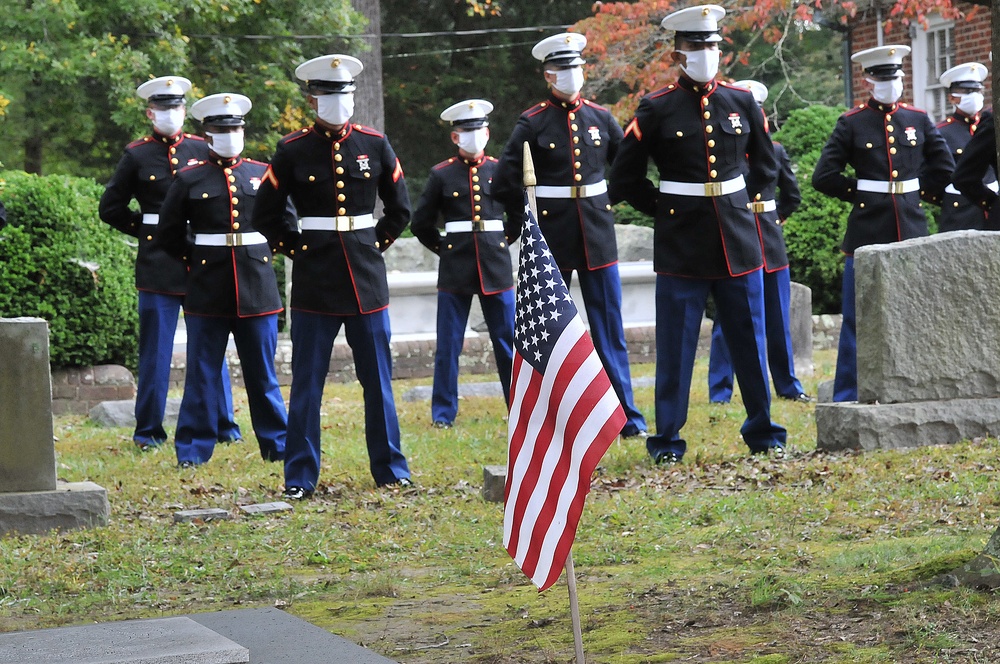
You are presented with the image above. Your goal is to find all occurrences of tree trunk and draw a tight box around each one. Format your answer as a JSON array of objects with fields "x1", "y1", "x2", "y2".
[
  {"x1": 24, "y1": 134, "x2": 43, "y2": 175},
  {"x1": 351, "y1": 0, "x2": 385, "y2": 132}
]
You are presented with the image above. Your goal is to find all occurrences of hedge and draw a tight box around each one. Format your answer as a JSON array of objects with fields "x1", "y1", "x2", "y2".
[
  {"x1": 0, "y1": 171, "x2": 138, "y2": 369},
  {"x1": 774, "y1": 105, "x2": 852, "y2": 315}
]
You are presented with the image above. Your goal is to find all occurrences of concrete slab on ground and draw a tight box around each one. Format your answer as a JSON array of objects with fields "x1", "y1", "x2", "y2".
[
  {"x1": 187, "y1": 608, "x2": 397, "y2": 663},
  {"x1": 0, "y1": 616, "x2": 249, "y2": 664}
]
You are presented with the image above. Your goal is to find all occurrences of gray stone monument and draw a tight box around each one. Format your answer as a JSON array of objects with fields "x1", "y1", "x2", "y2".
[
  {"x1": 789, "y1": 281, "x2": 814, "y2": 377},
  {"x1": 816, "y1": 232, "x2": 1000, "y2": 450},
  {"x1": 0, "y1": 317, "x2": 109, "y2": 535}
]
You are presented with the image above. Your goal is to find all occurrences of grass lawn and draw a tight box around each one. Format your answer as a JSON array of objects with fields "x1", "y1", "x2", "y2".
[{"x1": 3, "y1": 349, "x2": 1000, "y2": 663}]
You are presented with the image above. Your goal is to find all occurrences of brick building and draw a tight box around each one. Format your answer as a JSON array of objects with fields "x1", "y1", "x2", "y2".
[{"x1": 846, "y1": 1, "x2": 991, "y2": 121}]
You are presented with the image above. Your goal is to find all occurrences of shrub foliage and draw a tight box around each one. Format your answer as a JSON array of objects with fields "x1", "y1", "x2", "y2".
[
  {"x1": 774, "y1": 105, "x2": 852, "y2": 314},
  {"x1": 0, "y1": 171, "x2": 138, "y2": 368}
]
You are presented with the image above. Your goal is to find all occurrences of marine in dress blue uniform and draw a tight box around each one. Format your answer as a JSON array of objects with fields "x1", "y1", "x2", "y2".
[
  {"x1": 99, "y1": 76, "x2": 241, "y2": 450},
  {"x1": 609, "y1": 6, "x2": 786, "y2": 463},
  {"x1": 254, "y1": 54, "x2": 412, "y2": 498},
  {"x1": 953, "y1": 110, "x2": 1000, "y2": 226},
  {"x1": 493, "y1": 33, "x2": 647, "y2": 438},
  {"x1": 707, "y1": 80, "x2": 810, "y2": 405},
  {"x1": 812, "y1": 46, "x2": 953, "y2": 402},
  {"x1": 154, "y1": 93, "x2": 289, "y2": 467},
  {"x1": 935, "y1": 62, "x2": 995, "y2": 232},
  {"x1": 411, "y1": 100, "x2": 518, "y2": 428}
]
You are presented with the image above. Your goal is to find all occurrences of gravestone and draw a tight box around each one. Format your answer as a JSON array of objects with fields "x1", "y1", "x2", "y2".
[
  {"x1": 0, "y1": 317, "x2": 109, "y2": 535},
  {"x1": 0, "y1": 317, "x2": 56, "y2": 492},
  {"x1": 816, "y1": 232, "x2": 1000, "y2": 450},
  {"x1": 789, "y1": 281, "x2": 814, "y2": 377}
]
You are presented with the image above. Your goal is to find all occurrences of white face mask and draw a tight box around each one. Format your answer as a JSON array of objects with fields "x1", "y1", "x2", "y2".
[
  {"x1": 548, "y1": 67, "x2": 584, "y2": 96},
  {"x1": 955, "y1": 92, "x2": 985, "y2": 116},
  {"x1": 315, "y1": 93, "x2": 354, "y2": 126},
  {"x1": 867, "y1": 77, "x2": 903, "y2": 104},
  {"x1": 151, "y1": 108, "x2": 185, "y2": 137},
  {"x1": 206, "y1": 130, "x2": 244, "y2": 159},
  {"x1": 679, "y1": 49, "x2": 720, "y2": 84},
  {"x1": 456, "y1": 128, "x2": 489, "y2": 155}
]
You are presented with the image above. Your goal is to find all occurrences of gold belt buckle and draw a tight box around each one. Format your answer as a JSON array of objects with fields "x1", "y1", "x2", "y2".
[
  {"x1": 569, "y1": 186, "x2": 581, "y2": 199},
  {"x1": 225, "y1": 233, "x2": 238, "y2": 247},
  {"x1": 889, "y1": 181, "x2": 905, "y2": 195},
  {"x1": 472, "y1": 219, "x2": 485, "y2": 232},
  {"x1": 750, "y1": 202, "x2": 766, "y2": 214},
  {"x1": 704, "y1": 182, "x2": 723, "y2": 197},
  {"x1": 336, "y1": 216, "x2": 354, "y2": 231}
]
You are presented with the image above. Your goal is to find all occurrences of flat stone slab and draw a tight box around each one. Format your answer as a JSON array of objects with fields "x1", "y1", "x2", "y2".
[
  {"x1": 816, "y1": 397, "x2": 1000, "y2": 451},
  {"x1": 0, "y1": 616, "x2": 249, "y2": 663},
  {"x1": 239, "y1": 502, "x2": 293, "y2": 516},
  {"x1": 188, "y1": 607, "x2": 397, "y2": 663},
  {"x1": 482, "y1": 465, "x2": 507, "y2": 503},
  {"x1": 90, "y1": 398, "x2": 181, "y2": 429},
  {"x1": 401, "y1": 381, "x2": 505, "y2": 402},
  {"x1": 0, "y1": 481, "x2": 109, "y2": 537},
  {"x1": 173, "y1": 508, "x2": 231, "y2": 523}
]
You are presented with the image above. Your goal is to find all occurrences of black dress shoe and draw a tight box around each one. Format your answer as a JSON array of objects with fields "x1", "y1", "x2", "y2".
[
  {"x1": 432, "y1": 421, "x2": 453, "y2": 429},
  {"x1": 653, "y1": 451, "x2": 681, "y2": 465},
  {"x1": 178, "y1": 461, "x2": 195, "y2": 469},
  {"x1": 282, "y1": 486, "x2": 313, "y2": 500},
  {"x1": 377, "y1": 477, "x2": 415, "y2": 488},
  {"x1": 781, "y1": 393, "x2": 814, "y2": 404},
  {"x1": 751, "y1": 445, "x2": 786, "y2": 459}
]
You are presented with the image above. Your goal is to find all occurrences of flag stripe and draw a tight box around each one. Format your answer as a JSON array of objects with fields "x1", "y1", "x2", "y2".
[
  {"x1": 520, "y1": 369, "x2": 621, "y2": 583},
  {"x1": 504, "y1": 317, "x2": 588, "y2": 557},
  {"x1": 503, "y1": 193, "x2": 627, "y2": 592}
]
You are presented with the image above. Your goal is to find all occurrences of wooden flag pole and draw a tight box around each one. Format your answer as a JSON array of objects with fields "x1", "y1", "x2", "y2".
[
  {"x1": 522, "y1": 141, "x2": 540, "y2": 217},
  {"x1": 523, "y1": 141, "x2": 586, "y2": 664},
  {"x1": 565, "y1": 552, "x2": 586, "y2": 664}
]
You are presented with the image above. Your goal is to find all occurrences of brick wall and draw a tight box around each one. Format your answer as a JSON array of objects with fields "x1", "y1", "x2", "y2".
[
  {"x1": 850, "y1": 3, "x2": 992, "y2": 106},
  {"x1": 50, "y1": 365, "x2": 136, "y2": 415}
]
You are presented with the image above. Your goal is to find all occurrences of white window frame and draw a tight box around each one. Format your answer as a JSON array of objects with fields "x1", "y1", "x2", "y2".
[{"x1": 910, "y1": 15, "x2": 955, "y2": 122}]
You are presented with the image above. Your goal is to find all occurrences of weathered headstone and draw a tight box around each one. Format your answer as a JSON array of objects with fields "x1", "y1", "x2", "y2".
[
  {"x1": 817, "y1": 232, "x2": 1000, "y2": 450},
  {"x1": 0, "y1": 318, "x2": 110, "y2": 536},
  {"x1": 0, "y1": 317, "x2": 56, "y2": 492},
  {"x1": 789, "y1": 281, "x2": 814, "y2": 377}
]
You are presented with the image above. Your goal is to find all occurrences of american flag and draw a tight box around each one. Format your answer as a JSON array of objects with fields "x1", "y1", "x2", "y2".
[{"x1": 503, "y1": 194, "x2": 627, "y2": 592}]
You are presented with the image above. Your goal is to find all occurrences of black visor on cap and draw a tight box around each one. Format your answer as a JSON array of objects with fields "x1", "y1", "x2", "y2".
[
  {"x1": 202, "y1": 114, "x2": 245, "y2": 128},
  {"x1": 307, "y1": 80, "x2": 356, "y2": 94},
  {"x1": 865, "y1": 64, "x2": 902, "y2": 78},
  {"x1": 951, "y1": 80, "x2": 984, "y2": 91},
  {"x1": 148, "y1": 94, "x2": 185, "y2": 107},
  {"x1": 543, "y1": 50, "x2": 586, "y2": 68},
  {"x1": 452, "y1": 117, "x2": 489, "y2": 130},
  {"x1": 676, "y1": 31, "x2": 719, "y2": 44}
]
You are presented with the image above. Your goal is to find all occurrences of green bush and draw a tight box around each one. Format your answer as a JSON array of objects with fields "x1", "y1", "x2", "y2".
[
  {"x1": 774, "y1": 105, "x2": 852, "y2": 314},
  {"x1": 0, "y1": 171, "x2": 138, "y2": 368}
]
